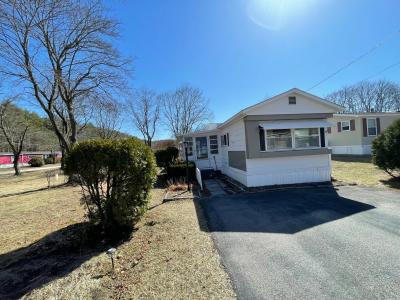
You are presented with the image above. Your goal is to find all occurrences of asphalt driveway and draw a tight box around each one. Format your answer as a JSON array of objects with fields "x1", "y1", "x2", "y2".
[{"x1": 201, "y1": 185, "x2": 400, "y2": 300}]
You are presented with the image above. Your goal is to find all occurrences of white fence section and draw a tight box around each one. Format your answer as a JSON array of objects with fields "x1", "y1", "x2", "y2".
[{"x1": 196, "y1": 167, "x2": 203, "y2": 190}]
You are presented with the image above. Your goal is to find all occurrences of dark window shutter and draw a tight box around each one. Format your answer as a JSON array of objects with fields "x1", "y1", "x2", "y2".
[
  {"x1": 320, "y1": 128, "x2": 325, "y2": 147},
  {"x1": 376, "y1": 118, "x2": 381, "y2": 134},
  {"x1": 227, "y1": 133, "x2": 230, "y2": 146},
  {"x1": 259, "y1": 127, "x2": 266, "y2": 151},
  {"x1": 350, "y1": 119, "x2": 355, "y2": 131},
  {"x1": 362, "y1": 118, "x2": 367, "y2": 137},
  {"x1": 337, "y1": 122, "x2": 341, "y2": 132},
  {"x1": 327, "y1": 127, "x2": 331, "y2": 134}
]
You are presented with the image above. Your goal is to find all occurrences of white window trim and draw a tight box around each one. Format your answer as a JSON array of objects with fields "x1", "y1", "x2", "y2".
[
  {"x1": 341, "y1": 120, "x2": 350, "y2": 131},
  {"x1": 195, "y1": 136, "x2": 209, "y2": 160},
  {"x1": 209, "y1": 135, "x2": 219, "y2": 155},
  {"x1": 367, "y1": 118, "x2": 377, "y2": 137},
  {"x1": 262, "y1": 128, "x2": 321, "y2": 152},
  {"x1": 183, "y1": 137, "x2": 194, "y2": 157}
]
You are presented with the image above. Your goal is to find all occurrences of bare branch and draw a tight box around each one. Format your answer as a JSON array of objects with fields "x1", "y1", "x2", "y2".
[
  {"x1": 0, "y1": 0, "x2": 131, "y2": 164},
  {"x1": 0, "y1": 97, "x2": 29, "y2": 175},
  {"x1": 326, "y1": 79, "x2": 400, "y2": 113},
  {"x1": 161, "y1": 84, "x2": 212, "y2": 139},
  {"x1": 128, "y1": 88, "x2": 160, "y2": 146}
]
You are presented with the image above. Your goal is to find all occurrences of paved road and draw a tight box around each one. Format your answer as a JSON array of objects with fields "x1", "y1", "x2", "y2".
[
  {"x1": 201, "y1": 186, "x2": 400, "y2": 300},
  {"x1": 0, "y1": 164, "x2": 61, "y2": 176}
]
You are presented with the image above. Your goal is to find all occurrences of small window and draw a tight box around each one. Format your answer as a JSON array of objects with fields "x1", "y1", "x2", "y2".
[
  {"x1": 289, "y1": 96, "x2": 296, "y2": 105},
  {"x1": 367, "y1": 118, "x2": 377, "y2": 136},
  {"x1": 183, "y1": 137, "x2": 193, "y2": 156},
  {"x1": 221, "y1": 134, "x2": 229, "y2": 146},
  {"x1": 341, "y1": 120, "x2": 350, "y2": 131},
  {"x1": 195, "y1": 136, "x2": 208, "y2": 159},
  {"x1": 221, "y1": 134, "x2": 227, "y2": 146},
  {"x1": 266, "y1": 129, "x2": 292, "y2": 150},
  {"x1": 209, "y1": 135, "x2": 218, "y2": 154}
]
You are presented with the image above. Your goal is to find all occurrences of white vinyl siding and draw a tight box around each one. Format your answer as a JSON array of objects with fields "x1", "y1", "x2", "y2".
[{"x1": 246, "y1": 154, "x2": 331, "y2": 187}]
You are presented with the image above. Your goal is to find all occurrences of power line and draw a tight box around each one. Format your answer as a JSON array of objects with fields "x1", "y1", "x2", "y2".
[
  {"x1": 307, "y1": 29, "x2": 400, "y2": 91},
  {"x1": 362, "y1": 60, "x2": 400, "y2": 81}
]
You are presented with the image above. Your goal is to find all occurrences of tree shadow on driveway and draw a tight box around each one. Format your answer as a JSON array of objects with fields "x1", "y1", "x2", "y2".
[{"x1": 197, "y1": 186, "x2": 375, "y2": 234}]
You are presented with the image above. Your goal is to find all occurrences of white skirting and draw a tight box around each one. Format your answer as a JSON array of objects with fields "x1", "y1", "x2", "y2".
[
  {"x1": 245, "y1": 154, "x2": 331, "y2": 187},
  {"x1": 330, "y1": 145, "x2": 371, "y2": 155}
]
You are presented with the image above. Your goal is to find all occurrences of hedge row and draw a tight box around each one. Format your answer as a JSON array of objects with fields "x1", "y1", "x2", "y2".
[{"x1": 165, "y1": 161, "x2": 196, "y2": 181}]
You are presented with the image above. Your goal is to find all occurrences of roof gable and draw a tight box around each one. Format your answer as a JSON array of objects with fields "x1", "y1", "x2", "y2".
[
  {"x1": 218, "y1": 88, "x2": 343, "y2": 129},
  {"x1": 244, "y1": 88, "x2": 343, "y2": 115}
]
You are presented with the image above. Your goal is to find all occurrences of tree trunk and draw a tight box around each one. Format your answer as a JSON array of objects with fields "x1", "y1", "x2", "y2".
[
  {"x1": 61, "y1": 147, "x2": 66, "y2": 170},
  {"x1": 13, "y1": 154, "x2": 21, "y2": 176}
]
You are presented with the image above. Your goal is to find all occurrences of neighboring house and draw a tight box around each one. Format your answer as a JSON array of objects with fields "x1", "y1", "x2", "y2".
[
  {"x1": 328, "y1": 112, "x2": 400, "y2": 155},
  {"x1": 179, "y1": 88, "x2": 343, "y2": 187},
  {"x1": 0, "y1": 151, "x2": 62, "y2": 168}
]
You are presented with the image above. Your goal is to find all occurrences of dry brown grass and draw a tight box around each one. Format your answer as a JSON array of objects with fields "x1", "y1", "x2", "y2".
[
  {"x1": 0, "y1": 174, "x2": 82, "y2": 255},
  {"x1": 0, "y1": 174, "x2": 235, "y2": 299},
  {"x1": 331, "y1": 155, "x2": 399, "y2": 189},
  {"x1": 0, "y1": 169, "x2": 67, "y2": 197}
]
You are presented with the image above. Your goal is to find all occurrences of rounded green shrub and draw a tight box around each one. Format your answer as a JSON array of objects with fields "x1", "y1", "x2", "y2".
[
  {"x1": 154, "y1": 146, "x2": 179, "y2": 168},
  {"x1": 65, "y1": 138, "x2": 157, "y2": 235},
  {"x1": 372, "y1": 118, "x2": 400, "y2": 178},
  {"x1": 29, "y1": 157, "x2": 44, "y2": 167}
]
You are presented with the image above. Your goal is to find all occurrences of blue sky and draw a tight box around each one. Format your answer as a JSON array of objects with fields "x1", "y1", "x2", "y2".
[
  {"x1": 16, "y1": 0, "x2": 400, "y2": 139},
  {"x1": 110, "y1": 0, "x2": 400, "y2": 139}
]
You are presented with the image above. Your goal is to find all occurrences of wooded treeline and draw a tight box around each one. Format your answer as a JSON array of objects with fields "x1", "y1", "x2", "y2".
[
  {"x1": 326, "y1": 80, "x2": 400, "y2": 113},
  {"x1": 0, "y1": 102, "x2": 129, "y2": 152}
]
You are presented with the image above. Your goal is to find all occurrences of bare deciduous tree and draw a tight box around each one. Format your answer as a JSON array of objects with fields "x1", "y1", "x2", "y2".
[
  {"x1": 128, "y1": 88, "x2": 160, "y2": 146},
  {"x1": 326, "y1": 80, "x2": 400, "y2": 113},
  {"x1": 0, "y1": 99, "x2": 29, "y2": 175},
  {"x1": 0, "y1": 0, "x2": 130, "y2": 166},
  {"x1": 92, "y1": 97, "x2": 121, "y2": 140},
  {"x1": 161, "y1": 84, "x2": 212, "y2": 139}
]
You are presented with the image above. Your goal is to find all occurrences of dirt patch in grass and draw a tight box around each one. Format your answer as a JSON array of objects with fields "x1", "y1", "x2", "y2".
[
  {"x1": 0, "y1": 175, "x2": 235, "y2": 299},
  {"x1": 331, "y1": 155, "x2": 398, "y2": 189}
]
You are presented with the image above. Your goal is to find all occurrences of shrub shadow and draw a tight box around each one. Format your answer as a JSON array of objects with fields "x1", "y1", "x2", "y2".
[
  {"x1": 193, "y1": 197, "x2": 210, "y2": 233},
  {"x1": 0, "y1": 183, "x2": 68, "y2": 198},
  {"x1": 380, "y1": 177, "x2": 400, "y2": 189},
  {"x1": 0, "y1": 222, "x2": 127, "y2": 299}
]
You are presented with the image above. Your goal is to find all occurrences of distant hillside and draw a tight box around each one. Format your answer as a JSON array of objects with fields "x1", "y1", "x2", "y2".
[
  {"x1": 0, "y1": 104, "x2": 130, "y2": 152},
  {"x1": 151, "y1": 139, "x2": 177, "y2": 151}
]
